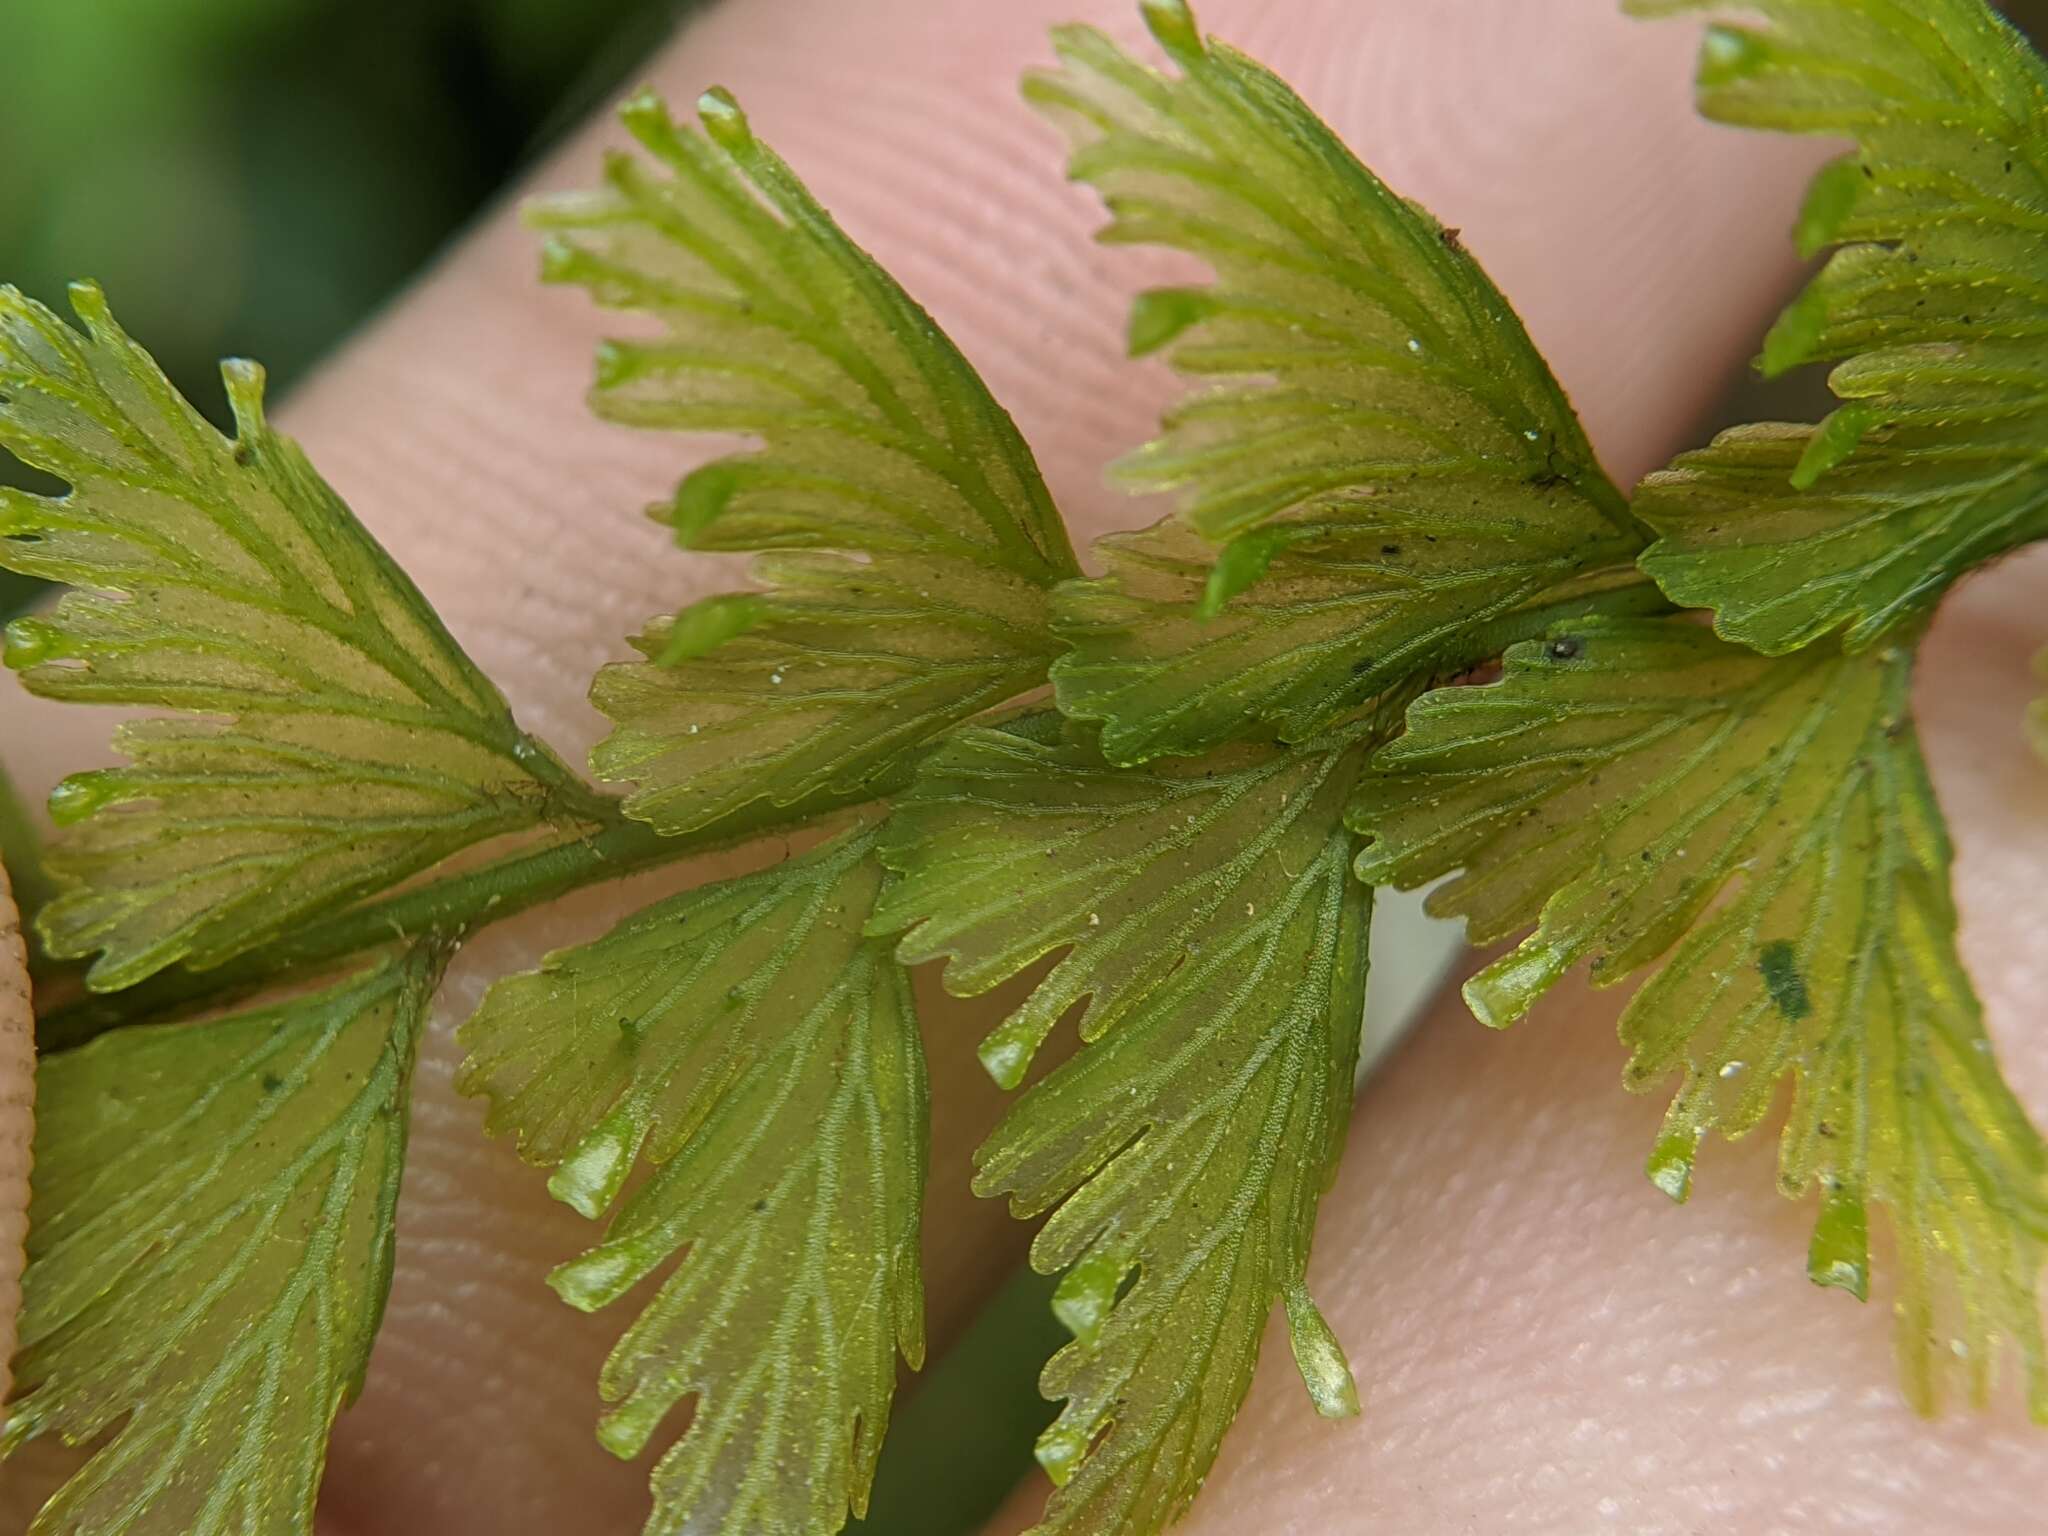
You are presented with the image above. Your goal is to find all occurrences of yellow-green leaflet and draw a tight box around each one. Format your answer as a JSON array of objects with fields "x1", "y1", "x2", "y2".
[
  {"x1": 0, "y1": 284, "x2": 580, "y2": 990},
  {"x1": 1354, "y1": 617, "x2": 2048, "y2": 1415},
  {"x1": 878, "y1": 718, "x2": 1368, "y2": 1536},
  {"x1": 533, "y1": 89, "x2": 1076, "y2": 837},
  {"x1": 4, "y1": 953, "x2": 436, "y2": 1534},
  {"x1": 1034, "y1": 0, "x2": 1639, "y2": 762},
  {"x1": 1632, "y1": 0, "x2": 2048, "y2": 654},
  {"x1": 457, "y1": 827, "x2": 925, "y2": 1536}
]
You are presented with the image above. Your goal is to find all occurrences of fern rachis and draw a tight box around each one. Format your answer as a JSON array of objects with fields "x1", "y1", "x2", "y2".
[{"x1": 2, "y1": 2, "x2": 2048, "y2": 1534}]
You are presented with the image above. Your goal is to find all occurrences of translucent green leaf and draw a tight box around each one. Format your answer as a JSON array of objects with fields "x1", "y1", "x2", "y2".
[
  {"x1": 4, "y1": 953, "x2": 436, "y2": 1534},
  {"x1": 1631, "y1": 0, "x2": 2048, "y2": 653},
  {"x1": 533, "y1": 89, "x2": 1077, "y2": 835},
  {"x1": 0, "y1": 284, "x2": 583, "y2": 990},
  {"x1": 1354, "y1": 617, "x2": 2048, "y2": 1415},
  {"x1": 1029, "y1": 0, "x2": 1639, "y2": 761},
  {"x1": 877, "y1": 712, "x2": 1371, "y2": 1088},
  {"x1": 877, "y1": 717, "x2": 1369, "y2": 1535},
  {"x1": 456, "y1": 826, "x2": 926, "y2": 1535}
]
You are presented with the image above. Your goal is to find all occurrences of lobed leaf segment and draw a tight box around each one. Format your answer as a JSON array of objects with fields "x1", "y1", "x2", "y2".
[{"x1": 2, "y1": 3, "x2": 2046, "y2": 1535}]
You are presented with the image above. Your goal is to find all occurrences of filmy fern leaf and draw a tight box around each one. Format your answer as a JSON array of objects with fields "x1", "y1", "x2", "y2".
[
  {"x1": 533, "y1": 90, "x2": 1078, "y2": 836},
  {"x1": 456, "y1": 827, "x2": 926, "y2": 1536},
  {"x1": 1032, "y1": 0, "x2": 1642, "y2": 762},
  {"x1": 878, "y1": 720, "x2": 1369, "y2": 1535},
  {"x1": 1631, "y1": 0, "x2": 2048, "y2": 654},
  {"x1": 1354, "y1": 617, "x2": 2048, "y2": 1415},
  {"x1": 4, "y1": 953, "x2": 437, "y2": 1534},
  {"x1": 0, "y1": 284, "x2": 584, "y2": 990}
]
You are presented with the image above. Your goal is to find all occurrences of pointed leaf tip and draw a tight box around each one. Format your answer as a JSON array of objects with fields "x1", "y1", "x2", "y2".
[
  {"x1": 1761, "y1": 284, "x2": 1828, "y2": 378},
  {"x1": 667, "y1": 461, "x2": 742, "y2": 546},
  {"x1": 1053, "y1": 1252, "x2": 1128, "y2": 1349},
  {"x1": 1646, "y1": 1121, "x2": 1701, "y2": 1203},
  {"x1": 547, "y1": 1245, "x2": 638, "y2": 1313},
  {"x1": 1790, "y1": 405, "x2": 1879, "y2": 490},
  {"x1": 617, "y1": 86, "x2": 670, "y2": 136},
  {"x1": 1807, "y1": 1182, "x2": 1871, "y2": 1301},
  {"x1": 45, "y1": 774, "x2": 115, "y2": 830},
  {"x1": 1141, "y1": 0, "x2": 1204, "y2": 65},
  {"x1": 220, "y1": 357, "x2": 269, "y2": 436},
  {"x1": 655, "y1": 593, "x2": 765, "y2": 664},
  {"x1": 547, "y1": 1110, "x2": 641, "y2": 1219},
  {"x1": 698, "y1": 86, "x2": 753, "y2": 151},
  {"x1": 1795, "y1": 155, "x2": 1864, "y2": 260},
  {"x1": 1198, "y1": 532, "x2": 1280, "y2": 618},
  {"x1": 1698, "y1": 22, "x2": 1768, "y2": 87},
  {"x1": 977, "y1": 1017, "x2": 1038, "y2": 1091},
  {"x1": 1036, "y1": 1419, "x2": 1089, "y2": 1488},
  {"x1": 2, "y1": 617, "x2": 57, "y2": 670},
  {"x1": 1284, "y1": 1287, "x2": 1361, "y2": 1420},
  {"x1": 1127, "y1": 287, "x2": 1213, "y2": 357},
  {"x1": 63, "y1": 278, "x2": 110, "y2": 330}
]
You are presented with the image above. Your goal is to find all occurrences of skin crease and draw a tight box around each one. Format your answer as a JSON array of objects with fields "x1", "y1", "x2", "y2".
[{"x1": 0, "y1": 0, "x2": 2042, "y2": 1530}]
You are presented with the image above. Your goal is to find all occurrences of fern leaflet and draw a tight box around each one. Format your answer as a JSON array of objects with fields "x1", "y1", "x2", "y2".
[
  {"x1": 1033, "y1": 0, "x2": 1641, "y2": 762},
  {"x1": 533, "y1": 90, "x2": 1078, "y2": 836},
  {"x1": 3, "y1": 953, "x2": 437, "y2": 1534},
  {"x1": 457, "y1": 827, "x2": 926, "y2": 1536},
  {"x1": 0, "y1": 284, "x2": 585, "y2": 990},
  {"x1": 1354, "y1": 617, "x2": 2048, "y2": 1415},
  {"x1": 1631, "y1": 0, "x2": 2048, "y2": 654},
  {"x1": 878, "y1": 718, "x2": 1370, "y2": 1534}
]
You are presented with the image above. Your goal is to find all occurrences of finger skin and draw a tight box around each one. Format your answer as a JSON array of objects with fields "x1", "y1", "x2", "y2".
[{"x1": 0, "y1": 1, "x2": 1826, "y2": 1532}]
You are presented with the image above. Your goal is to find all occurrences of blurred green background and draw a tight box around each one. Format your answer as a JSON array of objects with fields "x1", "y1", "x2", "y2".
[{"x1": 0, "y1": 0, "x2": 694, "y2": 619}]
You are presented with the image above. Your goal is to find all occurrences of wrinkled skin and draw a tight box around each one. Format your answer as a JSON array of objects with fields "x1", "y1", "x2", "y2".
[{"x1": 2, "y1": 2, "x2": 2045, "y2": 1532}]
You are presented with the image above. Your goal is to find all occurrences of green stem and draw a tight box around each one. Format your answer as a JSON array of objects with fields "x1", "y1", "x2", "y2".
[
  {"x1": 37, "y1": 780, "x2": 889, "y2": 1051},
  {"x1": 34, "y1": 574, "x2": 1665, "y2": 1051},
  {"x1": 1454, "y1": 564, "x2": 1672, "y2": 666}
]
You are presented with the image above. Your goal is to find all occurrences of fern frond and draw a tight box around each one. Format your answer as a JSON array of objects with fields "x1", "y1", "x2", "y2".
[
  {"x1": 878, "y1": 717, "x2": 1369, "y2": 1535},
  {"x1": 1631, "y1": 0, "x2": 2048, "y2": 653},
  {"x1": 534, "y1": 90, "x2": 1078, "y2": 835},
  {"x1": 4, "y1": 953, "x2": 437, "y2": 1533},
  {"x1": 1030, "y1": 0, "x2": 1640, "y2": 762},
  {"x1": 456, "y1": 827, "x2": 925, "y2": 1536},
  {"x1": 0, "y1": 285, "x2": 584, "y2": 989},
  {"x1": 1355, "y1": 617, "x2": 2048, "y2": 1415}
]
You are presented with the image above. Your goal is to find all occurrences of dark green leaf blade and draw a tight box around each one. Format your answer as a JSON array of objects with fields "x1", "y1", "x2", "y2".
[
  {"x1": 1631, "y1": 0, "x2": 2048, "y2": 653},
  {"x1": 0, "y1": 285, "x2": 582, "y2": 989},
  {"x1": 4, "y1": 953, "x2": 435, "y2": 1534},
  {"x1": 1031, "y1": 0, "x2": 1639, "y2": 761},
  {"x1": 1354, "y1": 617, "x2": 2048, "y2": 1416},
  {"x1": 877, "y1": 719, "x2": 1369, "y2": 1535},
  {"x1": 534, "y1": 89, "x2": 1077, "y2": 835},
  {"x1": 456, "y1": 827, "x2": 926, "y2": 1536}
]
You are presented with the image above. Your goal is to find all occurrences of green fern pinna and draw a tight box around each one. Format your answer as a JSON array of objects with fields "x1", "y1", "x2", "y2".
[{"x1": 2, "y1": 1, "x2": 2046, "y2": 1531}]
